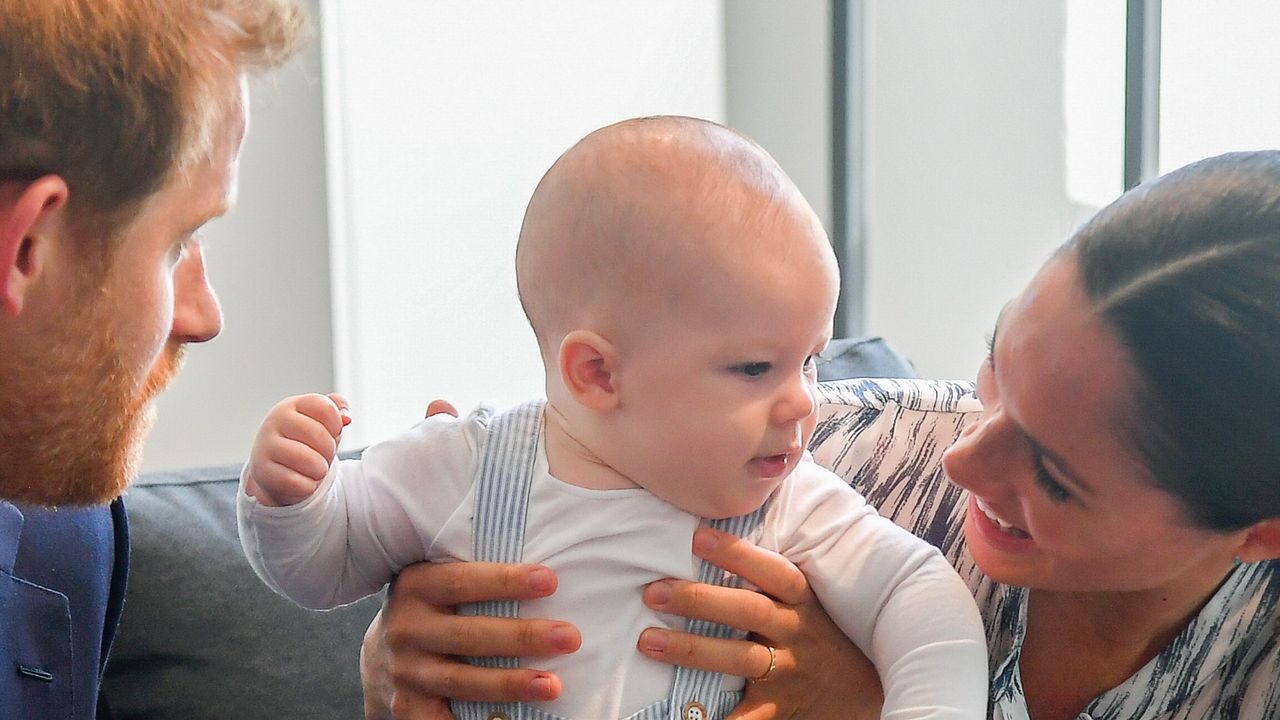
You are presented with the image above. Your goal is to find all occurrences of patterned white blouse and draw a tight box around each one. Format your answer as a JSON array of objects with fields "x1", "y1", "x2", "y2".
[{"x1": 811, "y1": 378, "x2": 1280, "y2": 720}]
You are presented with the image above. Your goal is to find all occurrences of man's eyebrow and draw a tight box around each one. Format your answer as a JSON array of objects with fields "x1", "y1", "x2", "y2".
[{"x1": 186, "y1": 202, "x2": 230, "y2": 236}]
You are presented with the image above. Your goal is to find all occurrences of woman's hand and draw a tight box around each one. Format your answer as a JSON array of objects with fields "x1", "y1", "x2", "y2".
[
  {"x1": 636, "y1": 527, "x2": 884, "y2": 720},
  {"x1": 360, "y1": 561, "x2": 582, "y2": 719},
  {"x1": 360, "y1": 395, "x2": 581, "y2": 719}
]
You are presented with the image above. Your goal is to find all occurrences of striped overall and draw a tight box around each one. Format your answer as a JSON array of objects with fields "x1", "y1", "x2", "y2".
[{"x1": 450, "y1": 401, "x2": 768, "y2": 720}]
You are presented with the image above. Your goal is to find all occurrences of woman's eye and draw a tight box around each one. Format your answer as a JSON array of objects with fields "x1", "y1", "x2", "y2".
[
  {"x1": 1033, "y1": 459, "x2": 1072, "y2": 503},
  {"x1": 735, "y1": 362, "x2": 772, "y2": 378}
]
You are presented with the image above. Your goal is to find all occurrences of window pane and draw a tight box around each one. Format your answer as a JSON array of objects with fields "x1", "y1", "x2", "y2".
[
  {"x1": 1160, "y1": 1, "x2": 1280, "y2": 173},
  {"x1": 862, "y1": 1, "x2": 1124, "y2": 380},
  {"x1": 1064, "y1": 1, "x2": 1126, "y2": 208},
  {"x1": 324, "y1": 1, "x2": 725, "y2": 446}
]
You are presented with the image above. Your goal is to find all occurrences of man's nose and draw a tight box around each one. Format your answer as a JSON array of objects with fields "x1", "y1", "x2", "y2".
[{"x1": 170, "y1": 242, "x2": 223, "y2": 344}]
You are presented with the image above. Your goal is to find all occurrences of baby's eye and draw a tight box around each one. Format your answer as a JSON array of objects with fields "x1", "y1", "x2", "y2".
[{"x1": 734, "y1": 362, "x2": 772, "y2": 378}]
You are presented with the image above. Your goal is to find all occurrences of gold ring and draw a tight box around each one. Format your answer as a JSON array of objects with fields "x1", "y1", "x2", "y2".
[{"x1": 748, "y1": 644, "x2": 777, "y2": 682}]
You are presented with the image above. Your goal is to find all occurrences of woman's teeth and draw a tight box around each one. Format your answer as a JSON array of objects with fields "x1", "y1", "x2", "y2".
[{"x1": 976, "y1": 497, "x2": 1030, "y2": 538}]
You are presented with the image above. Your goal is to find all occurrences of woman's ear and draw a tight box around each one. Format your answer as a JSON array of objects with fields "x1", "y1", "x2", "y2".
[
  {"x1": 1235, "y1": 518, "x2": 1280, "y2": 564},
  {"x1": 0, "y1": 175, "x2": 70, "y2": 316},
  {"x1": 558, "y1": 329, "x2": 620, "y2": 412}
]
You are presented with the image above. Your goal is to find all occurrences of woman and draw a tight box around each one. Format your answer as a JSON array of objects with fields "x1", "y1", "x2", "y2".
[{"x1": 360, "y1": 151, "x2": 1280, "y2": 719}]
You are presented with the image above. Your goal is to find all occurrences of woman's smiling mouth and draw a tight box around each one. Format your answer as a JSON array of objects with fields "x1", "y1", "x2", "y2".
[{"x1": 975, "y1": 496, "x2": 1031, "y2": 539}]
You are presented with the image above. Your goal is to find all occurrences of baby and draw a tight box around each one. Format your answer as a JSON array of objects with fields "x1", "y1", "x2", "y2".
[{"x1": 238, "y1": 117, "x2": 986, "y2": 719}]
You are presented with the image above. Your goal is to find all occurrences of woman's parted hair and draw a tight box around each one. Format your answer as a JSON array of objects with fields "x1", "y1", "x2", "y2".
[
  {"x1": 1070, "y1": 150, "x2": 1280, "y2": 530},
  {"x1": 0, "y1": 0, "x2": 305, "y2": 236}
]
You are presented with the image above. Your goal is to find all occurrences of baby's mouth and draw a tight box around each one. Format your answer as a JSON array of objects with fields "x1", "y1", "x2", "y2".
[{"x1": 975, "y1": 497, "x2": 1031, "y2": 539}]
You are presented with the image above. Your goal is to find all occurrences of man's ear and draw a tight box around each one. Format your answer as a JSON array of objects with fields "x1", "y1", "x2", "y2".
[
  {"x1": 1235, "y1": 517, "x2": 1280, "y2": 564},
  {"x1": 0, "y1": 175, "x2": 71, "y2": 316},
  {"x1": 558, "y1": 329, "x2": 620, "y2": 412}
]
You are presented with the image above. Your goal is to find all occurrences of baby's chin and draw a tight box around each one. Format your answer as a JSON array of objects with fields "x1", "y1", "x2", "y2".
[{"x1": 694, "y1": 480, "x2": 785, "y2": 521}]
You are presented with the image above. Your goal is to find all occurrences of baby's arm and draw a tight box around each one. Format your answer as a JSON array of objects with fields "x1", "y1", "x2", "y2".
[
  {"x1": 776, "y1": 465, "x2": 987, "y2": 719},
  {"x1": 238, "y1": 394, "x2": 446, "y2": 610}
]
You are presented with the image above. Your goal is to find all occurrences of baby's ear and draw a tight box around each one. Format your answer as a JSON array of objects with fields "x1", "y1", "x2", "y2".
[
  {"x1": 558, "y1": 330, "x2": 620, "y2": 411},
  {"x1": 1235, "y1": 517, "x2": 1280, "y2": 564}
]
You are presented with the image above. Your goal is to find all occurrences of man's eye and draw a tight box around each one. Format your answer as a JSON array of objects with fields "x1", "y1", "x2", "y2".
[
  {"x1": 735, "y1": 362, "x2": 772, "y2": 378},
  {"x1": 169, "y1": 236, "x2": 194, "y2": 264}
]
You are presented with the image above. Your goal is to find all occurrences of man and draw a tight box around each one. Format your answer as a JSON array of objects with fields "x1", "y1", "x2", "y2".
[{"x1": 0, "y1": 1, "x2": 304, "y2": 716}]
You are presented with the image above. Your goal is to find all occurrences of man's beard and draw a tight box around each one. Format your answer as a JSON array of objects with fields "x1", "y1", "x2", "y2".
[{"x1": 0, "y1": 296, "x2": 185, "y2": 507}]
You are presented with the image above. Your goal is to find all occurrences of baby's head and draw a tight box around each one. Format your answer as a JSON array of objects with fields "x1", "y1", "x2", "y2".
[{"x1": 517, "y1": 116, "x2": 838, "y2": 518}]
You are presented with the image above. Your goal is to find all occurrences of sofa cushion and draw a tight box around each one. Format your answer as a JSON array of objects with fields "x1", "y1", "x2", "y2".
[
  {"x1": 100, "y1": 462, "x2": 382, "y2": 720},
  {"x1": 817, "y1": 336, "x2": 915, "y2": 381},
  {"x1": 811, "y1": 377, "x2": 980, "y2": 556}
]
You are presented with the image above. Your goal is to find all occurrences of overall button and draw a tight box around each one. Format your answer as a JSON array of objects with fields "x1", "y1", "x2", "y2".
[
  {"x1": 682, "y1": 700, "x2": 708, "y2": 720},
  {"x1": 486, "y1": 713, "x2": 509, "y2": 720}
]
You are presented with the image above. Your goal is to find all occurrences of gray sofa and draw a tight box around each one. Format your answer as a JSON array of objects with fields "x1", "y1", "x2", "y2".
[{"x1": 99, "y1": 337, "x2": 915, "y2": 719}]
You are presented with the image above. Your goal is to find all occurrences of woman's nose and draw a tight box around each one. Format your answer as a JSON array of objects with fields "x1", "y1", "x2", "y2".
[{"x1": 942, "y1": 411, "x2": 1017, "y2": 494}]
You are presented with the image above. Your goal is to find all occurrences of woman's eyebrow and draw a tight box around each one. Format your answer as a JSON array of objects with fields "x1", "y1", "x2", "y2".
[
  {"x1": 1025, "y1": 435, "x2": 1096, "y2": 496},
  {"x1": 987, "y1": 301, "x2": 1096, "y2": 497}
]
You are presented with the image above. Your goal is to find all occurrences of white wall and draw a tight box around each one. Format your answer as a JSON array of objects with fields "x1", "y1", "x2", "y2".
[{"x1": 142, "y1": 25, "x2": 334, "y2": 471}]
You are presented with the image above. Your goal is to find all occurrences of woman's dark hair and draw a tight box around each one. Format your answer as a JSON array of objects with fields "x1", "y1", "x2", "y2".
[{"x1": 1068, "y1": 151, "x2": 1280, "y2": 531}]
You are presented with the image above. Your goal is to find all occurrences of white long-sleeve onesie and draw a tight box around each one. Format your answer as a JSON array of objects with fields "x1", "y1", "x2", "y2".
[{"x1": 239, "y1": 407, "x2": 987, "y2": 719}]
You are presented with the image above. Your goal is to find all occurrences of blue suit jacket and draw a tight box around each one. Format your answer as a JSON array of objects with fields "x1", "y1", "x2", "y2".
[{"x1": 0, "y1": 498, "x2": 128, "y2": 720}]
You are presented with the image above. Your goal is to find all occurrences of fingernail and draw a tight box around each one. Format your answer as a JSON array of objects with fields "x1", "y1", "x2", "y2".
[
  {"x1": 646, "y1": 580, "x2": 672, "y2": 607},
  {"x1": 639, "y1": 629, "x2": 668, "y2": 654},
  {"x1": 530, "y1": 673, "x2": 556, "y2": 700},
  {"x1": 548, "y1": 624, "x2": 577, "y2": 653},
  {"x1": 692, "y1": 529, "x2": 719, "y2": 555},
  {"x1": 528, "y1": 567, "x2": 555, "y2": 594}
]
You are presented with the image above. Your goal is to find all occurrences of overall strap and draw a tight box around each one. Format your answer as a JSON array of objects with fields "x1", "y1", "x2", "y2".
[
  {"x1": 455, "y1": 400, "x2": 547, "y2": 720},
  {"x1": 658, "y1": 507, "x2": 770, "y2": 720},
  {"x1": 457, "y1": 399, "x2": 770, "y2": 720},
  {"x1": 467, "y1": 400, "x2": 546, "y2": 630}
]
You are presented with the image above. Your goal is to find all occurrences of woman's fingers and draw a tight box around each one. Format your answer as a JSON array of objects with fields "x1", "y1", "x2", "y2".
[
  {"x1": 643, "y1": 577, "x2": 801, "y2": 642},
  {"x1": 360, "y1": 561, "x2": 580, "y2": 718},
  {"x1": 425, "y1": 399, "x2": 459, "y2": 418},
  {"x1": 388, "y1": 652, "x2": 562, "y2": 704},
  {"x1": 638, "y1": 527, "x2": 885, "y2": 720},
  {"x1": 388, "y1": 611, "x2": 581, "y2": 659},
  {"x1": 393, "y1": 560, "x2": 556, "y2": 606},
  {"x1": 692, "y1": 527, "x2": 808, "y2": 604},
  {"x1": 636, "y1": 628, "x2": 781, "y2": 679}
]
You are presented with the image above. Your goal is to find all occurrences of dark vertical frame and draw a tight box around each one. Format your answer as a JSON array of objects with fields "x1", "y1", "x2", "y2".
[
  {"x1": 1124, "y1": 0, "x2": 1162, "y2": 189},
  {"x1": 831, "y1": 0, "x2": 865, "y2": 338},
  {"x1": 830, "y1": 2, "x2": 1159, "y2": 334}
]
